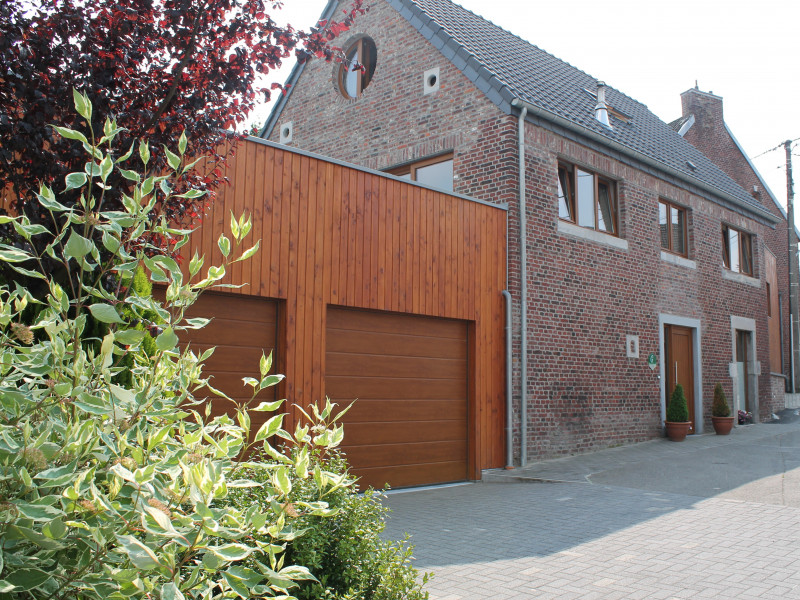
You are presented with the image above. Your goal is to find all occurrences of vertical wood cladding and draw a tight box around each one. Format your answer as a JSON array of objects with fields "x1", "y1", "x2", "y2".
[{"x1": 182, "y1": 138, "x2": 508, "y2": 478}]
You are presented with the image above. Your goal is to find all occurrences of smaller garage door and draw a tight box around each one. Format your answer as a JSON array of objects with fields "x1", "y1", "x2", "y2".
[
  {"x1": 325, "y1": 307, "x2": 468, "y2": 489},
  {"x1": 178, "y1": 292, "x2": 279, "y2": 426}
]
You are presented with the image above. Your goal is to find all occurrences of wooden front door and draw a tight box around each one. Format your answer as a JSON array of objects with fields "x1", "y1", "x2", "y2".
[{"x1": 665, "y1": 325, "x2": 695, "y2": 432}]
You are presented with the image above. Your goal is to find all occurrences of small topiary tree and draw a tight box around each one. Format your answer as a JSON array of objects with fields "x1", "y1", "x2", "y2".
[
  {"x1": 712, "y1": 382, "x2": 731, "y2": 417},
  {"x1": 666, "y1": 383, "x2": 690, "y2": 422}
]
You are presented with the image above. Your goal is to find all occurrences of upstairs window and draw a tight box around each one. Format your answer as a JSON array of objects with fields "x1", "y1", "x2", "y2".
[
  {"x1": 388, "y1": 154, "x2": 454, "y2": 192},
  {"x1": 722, "y1": 224, "x2": 753, "y2": 276},
  {"x1": 558, "y1": 163, "x2": 617, "y2": 235},
  {"x1": 659, "y1": 200, "x2": 687, "y2": 256},
  {"x1": 339, "y1": 37, "x2": 377, "y2": 99}
]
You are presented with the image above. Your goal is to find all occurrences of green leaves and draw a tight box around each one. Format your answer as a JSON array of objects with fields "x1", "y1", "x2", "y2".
[
  {"x1": 73, "y1": 89, "x2": 91, "y2": 121},
  {"x1": 64, "y1": 171, "x2": 88, "y2": 191},
  {"x1": 88, "y1": 303, "x2": 124, "y2": 324},
  {"x1": 116, "y1": 535, "x2": 161, "y2": 570},
  {"x1": 64, "y1": 230, "x2": 93, "y2": 259},
  {"x1": 4, "y1": 568, "x2": 52, "y2": 592}
]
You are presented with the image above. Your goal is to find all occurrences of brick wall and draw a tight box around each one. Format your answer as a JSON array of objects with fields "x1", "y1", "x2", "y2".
[{"x1": 268, "y1": 0, "x2": 779, "y2": 461}]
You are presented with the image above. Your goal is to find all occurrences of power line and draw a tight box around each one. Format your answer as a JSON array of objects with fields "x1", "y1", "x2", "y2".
[{"x1": 755, "y1": 137, "x2": 800, "y2": 159}]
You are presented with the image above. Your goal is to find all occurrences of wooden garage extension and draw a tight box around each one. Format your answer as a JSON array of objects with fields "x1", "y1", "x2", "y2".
[{"x1": 182, "y1": 137, "x2": 507, "y2": 486}]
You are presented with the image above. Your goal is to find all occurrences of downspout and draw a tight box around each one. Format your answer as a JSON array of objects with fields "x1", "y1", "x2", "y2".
[
  {"x1": 516, "y1": 105, "x2": 528, "y2": 467},
  {"x1": 502, "y1": 290, "x2": 513, "y2": 468}
]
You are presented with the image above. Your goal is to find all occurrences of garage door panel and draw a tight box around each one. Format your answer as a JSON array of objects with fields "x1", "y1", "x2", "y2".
[
  {"x1": 326, "y1": 307, "x2": 467, "y2": 489},
  {"x1": 326, "y1": 354, "x2": 466, "y2": 379},
  {"x1": 326, "y1": 377, "x2": 468, "y2": 401},
  {"x1": 342, "y1": 420, "x2": 467, "y2": 445},
  {"x1": 340, "y1": 399, "x2": 467, "y2": 423},
  {"x1": 327, "y1": 308, "x2": 465, "y2": 340},
  {"x1": 176, "y1": 292, "x2": 278, "y2": 408},
  {"x1": 188, "y1": 346, "x2": 272, "y2": 376},
  {"x1": 184, "y1": 321, "x2": 275, "y2": 347},
  {"x1": 353, "y1": 462, "x2": 468, "y2": 489},
  {"x1": 326, "y1": 329, "x2": 467, "y2": 359},
  {"x1": 342, "y1": 440, "x2": 467, "y2": 469}
]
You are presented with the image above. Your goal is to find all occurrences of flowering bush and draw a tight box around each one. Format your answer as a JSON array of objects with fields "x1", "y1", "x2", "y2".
[{"x1": 738, "y1": 410, "x2": 754, "y2": 425}]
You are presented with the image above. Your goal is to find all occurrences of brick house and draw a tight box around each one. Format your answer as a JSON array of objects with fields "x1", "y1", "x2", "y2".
[{"x1": 262, "y1": 0, "x2": 789, "y2": 466}]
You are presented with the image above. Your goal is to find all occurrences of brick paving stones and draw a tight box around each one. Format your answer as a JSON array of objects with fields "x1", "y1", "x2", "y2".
[{"x1": 382, "y1": 424, "x2": 800, "y2": 599}]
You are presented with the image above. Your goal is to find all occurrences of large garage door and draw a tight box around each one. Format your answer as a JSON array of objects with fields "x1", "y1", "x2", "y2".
[
  {"x1": 180, "y1": 292, "x2": 279, "y2": 424},
  {"x1": 325, "y1": 307, "x2": 468, "y2": 489}
]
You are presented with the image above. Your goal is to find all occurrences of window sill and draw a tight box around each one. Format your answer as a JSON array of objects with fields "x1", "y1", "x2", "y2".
[
  {"x1": 722, "y1": 268, "x2": 760, "y2": 288},
  {"x1": 660, "y1": 251, "x2": 696, "y2": 270},
  {"x1": 557, "y1": 220, "x2": 628, "y2": 250}
]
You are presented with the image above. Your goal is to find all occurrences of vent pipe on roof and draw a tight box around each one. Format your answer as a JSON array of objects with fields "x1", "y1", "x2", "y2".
[{"x1": 595, "y1": 81, "x2": 611, "y2": 128}]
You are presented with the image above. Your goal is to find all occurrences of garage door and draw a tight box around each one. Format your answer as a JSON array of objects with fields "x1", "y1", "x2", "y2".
[
  {"x1": 179, "y1": 292, "x2": 279, "y2": 424},
  {"x1": 325, "y1": 307, "x2": 468, "y2": 489}
]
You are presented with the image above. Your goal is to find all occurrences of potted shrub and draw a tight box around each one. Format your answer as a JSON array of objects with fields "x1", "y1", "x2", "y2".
[
  {"x1": 711, "y1": 382, "x2": 735, "y2": 435},
  {"x1": 665, "y1": 383, "x2": 692, "y2": 441}
]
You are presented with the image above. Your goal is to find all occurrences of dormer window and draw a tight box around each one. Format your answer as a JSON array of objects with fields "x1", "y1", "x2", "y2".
[{"x1": 339, "y1": 37, "x2": 377, "y2": 99}]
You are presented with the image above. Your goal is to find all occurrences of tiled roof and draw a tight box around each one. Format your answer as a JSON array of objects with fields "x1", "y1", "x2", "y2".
[{"x1": 389, "y1": 0, "x2": 775, "y2": 220}]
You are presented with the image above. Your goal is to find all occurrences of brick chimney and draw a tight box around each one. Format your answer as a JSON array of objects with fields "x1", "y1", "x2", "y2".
[
  {"x1": 679, "y1": 87, "x2": 724, "y2": 156},
  {"x1": 678, "y1": 86, "x2": 757, "y2": 197}
]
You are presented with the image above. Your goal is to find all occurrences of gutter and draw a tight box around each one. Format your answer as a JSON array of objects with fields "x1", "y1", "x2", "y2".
[{"x1": 510, "y1": 98, "x2": 780, "y2": 225}]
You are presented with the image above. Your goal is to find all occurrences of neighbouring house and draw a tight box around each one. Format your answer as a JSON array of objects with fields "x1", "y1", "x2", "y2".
[{"x1": 261, "y1": 0, "x2": 791, "y2": 469}]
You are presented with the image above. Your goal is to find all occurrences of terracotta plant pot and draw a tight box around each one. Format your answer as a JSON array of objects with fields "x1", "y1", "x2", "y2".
[
  {"x1": 664, "y1": 421, "x2": 692, "y2": 442},
  {"x1": 711, "y1": 415, "x2": 735, "y2": 435}
]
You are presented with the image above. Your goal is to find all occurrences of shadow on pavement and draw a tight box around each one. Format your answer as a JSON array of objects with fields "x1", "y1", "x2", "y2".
[{"x1": 382, "y1": 422, "x2": 800, "y2": 569}]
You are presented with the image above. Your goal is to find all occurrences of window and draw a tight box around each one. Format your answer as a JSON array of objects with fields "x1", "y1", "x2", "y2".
[
  {"x1": 659, "y1": 200, "x2": 687, "y2": 256},
  {"x1": 388, "y1": 154, "x2": 454, "y2": 192},
  {"x1": 557, "y1": 163, "x2": 617, "y2": 235},
  {"x1": 339, "y1": 37, "x2": 377, "y2": 99},
  {"x1": 722, "y1": 224, "x2": 753, "y2": 276}
]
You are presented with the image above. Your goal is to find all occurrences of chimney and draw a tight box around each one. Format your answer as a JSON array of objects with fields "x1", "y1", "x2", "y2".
[
  {"x1": 680, "y1": 87, "x2": 723, "y2": 126},
  {"x1": 595, "y1": 81, "x2": 611, "y2": 128}
]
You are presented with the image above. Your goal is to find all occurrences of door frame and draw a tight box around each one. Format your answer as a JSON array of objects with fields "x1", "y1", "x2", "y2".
[
  {"x1": 658, "y1": 314, "x2": 703, "y2": 434},
  {"x1": 730, "y1": 316, "x2": 759, "y2": 421}
]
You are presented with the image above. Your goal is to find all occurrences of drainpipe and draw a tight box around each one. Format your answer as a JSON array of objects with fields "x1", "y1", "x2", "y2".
[
  {"x1": 515, "y1": 102, "x2": 529, "y2": 467},
  {"x1": 502, "y1": 290, "x2": 513, "y2": 468}
]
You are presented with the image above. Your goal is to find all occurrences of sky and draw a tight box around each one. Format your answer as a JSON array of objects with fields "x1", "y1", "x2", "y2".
[{"x1": 254, "y1": 0, "x2": 799, "y2": 217}]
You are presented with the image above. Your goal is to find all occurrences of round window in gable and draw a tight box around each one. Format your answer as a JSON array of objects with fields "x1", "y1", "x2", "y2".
[{"x1": 339, "y1": 37, "x2": 377, "y2": 99}]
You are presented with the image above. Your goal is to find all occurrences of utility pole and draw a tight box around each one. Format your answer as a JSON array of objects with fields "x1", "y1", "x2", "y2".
[{"x1": 786, "y1": 140, "x2": 800, "y2": 392}]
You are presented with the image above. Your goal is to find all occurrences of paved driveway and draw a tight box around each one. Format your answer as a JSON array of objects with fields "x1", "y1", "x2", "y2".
[{"x1": 383, "y1": 422, "x2": 800, "y2": 599}]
